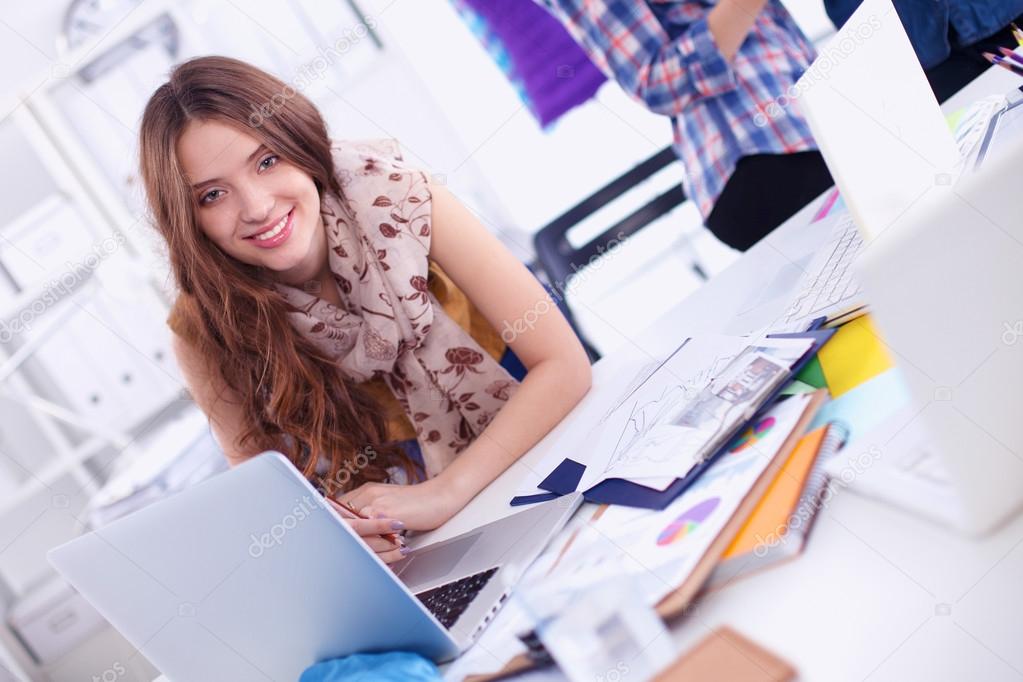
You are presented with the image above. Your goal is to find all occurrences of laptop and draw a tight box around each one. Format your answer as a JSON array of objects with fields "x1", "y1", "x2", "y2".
[
  {"x1": 780, "y1": 0, "x2": 962, "y2": 333},
  {"x1": 48, "y1": 452, "x2": 582, "y2": 680},
  {"x1": 796, "y1": 0, "x2": 1023, "y2": 534}
]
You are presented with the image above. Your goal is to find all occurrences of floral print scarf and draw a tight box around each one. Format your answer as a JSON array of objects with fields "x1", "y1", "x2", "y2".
[{"x1": 273, "y1": 139, "x2": 519, "y2": 477}]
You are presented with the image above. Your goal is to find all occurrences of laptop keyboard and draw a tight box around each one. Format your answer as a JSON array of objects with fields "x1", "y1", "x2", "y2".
[
  {"x1": 415, "y1": 566, "x2": 500, "y2": 629},
  {"x1": 785, "y1": 213, "x2": 864, "y2": 324}
]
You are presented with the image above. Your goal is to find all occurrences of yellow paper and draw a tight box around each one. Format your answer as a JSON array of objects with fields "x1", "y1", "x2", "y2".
[{"x1": 818, "y1": 315, "x2": 894, "y2": 398}]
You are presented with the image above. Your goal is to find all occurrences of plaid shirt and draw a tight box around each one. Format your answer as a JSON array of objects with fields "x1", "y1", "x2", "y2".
[{"x1": 539, "y1": 0, "x2": 820, "y2": 218}]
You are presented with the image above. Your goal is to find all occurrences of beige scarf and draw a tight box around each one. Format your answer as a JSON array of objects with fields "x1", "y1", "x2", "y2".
[{"x1": 273, "y1": 139, "x2": 519, "y2": 477}]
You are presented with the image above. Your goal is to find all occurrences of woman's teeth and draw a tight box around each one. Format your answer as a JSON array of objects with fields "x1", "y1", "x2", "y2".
[{"x1": 254, "y1": 212, "x2": 288, "y2": 240}]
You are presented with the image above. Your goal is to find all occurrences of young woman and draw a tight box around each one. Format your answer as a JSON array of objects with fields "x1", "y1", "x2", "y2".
[{"x1": 138, "y1": 56, "x2": 591, "y2": 564}]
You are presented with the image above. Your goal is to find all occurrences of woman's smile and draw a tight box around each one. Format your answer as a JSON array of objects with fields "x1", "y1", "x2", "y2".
[{"x1": 246, "y1": 207, "x2": 294, "y2": 249}]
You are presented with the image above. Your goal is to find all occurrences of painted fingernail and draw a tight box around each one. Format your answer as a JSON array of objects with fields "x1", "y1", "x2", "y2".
[
  {"x1": 390, "y1": 520, "x2": 405, "y2": 530},
  {"x1": 400, "y1": 546, "x2": 411, "y2": 556}
]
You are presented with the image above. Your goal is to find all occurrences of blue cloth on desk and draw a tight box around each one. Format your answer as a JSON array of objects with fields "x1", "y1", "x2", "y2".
[
  {"x1": 300, "y1": 652, "x2": 440, "y2": 681},
  {"x1": 398, "y1": 345, "x2": 529, "y2": 480}
]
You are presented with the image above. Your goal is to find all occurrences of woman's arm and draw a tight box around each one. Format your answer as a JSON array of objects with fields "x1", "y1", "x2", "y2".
[
  {"x1": 707, "y1": 0, "x2": 771, "y2": 61},
  {"x1": 171, "y1": 333, "x2": 254, "y2": 467},
  {"x1": 340, "y1": 181, "x2": 593, "y2": 530},
  {"x1": 542, "y1": 0, "x2": 769, "y2": 115}
]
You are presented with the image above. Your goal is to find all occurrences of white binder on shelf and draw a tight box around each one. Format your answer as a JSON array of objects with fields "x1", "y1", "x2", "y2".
[
  {"x1": 18, "y1": 294, "x2": 132, "y2": 431},
  {"x1": 88, "y1": 286, "x2": 183, "y2": 427},
  {"x1": 0, "y1": 195, "x2": 95, "y2": 290}
]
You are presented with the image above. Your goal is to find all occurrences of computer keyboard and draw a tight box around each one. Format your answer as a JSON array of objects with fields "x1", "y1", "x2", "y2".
[
  {"x1": 415, "y1": 566, "x2": 500, "y2": 628},
  {"x1": 784, "y1": 213, "x2": 864, "y2": 324}
]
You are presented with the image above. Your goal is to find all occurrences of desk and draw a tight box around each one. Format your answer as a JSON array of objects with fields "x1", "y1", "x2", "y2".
[{"x1": 431, "y1": 63, "x2": 1023, "y2": 682}]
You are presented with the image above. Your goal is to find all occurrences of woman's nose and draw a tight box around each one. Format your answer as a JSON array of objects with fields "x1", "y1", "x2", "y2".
[{"x1": 238, "y1": 185, "x2": 274, "y2": 225}]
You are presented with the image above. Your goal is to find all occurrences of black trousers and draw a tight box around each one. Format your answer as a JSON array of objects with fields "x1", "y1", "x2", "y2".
[
  {"x1": 926, "y1": 15, "x2": 1023, "y2": 104},
  {"x1": 704, "y1": 150, "x2": 834, "y2": 252}
]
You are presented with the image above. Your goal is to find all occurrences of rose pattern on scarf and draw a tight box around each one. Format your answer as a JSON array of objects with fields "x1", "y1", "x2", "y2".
[{"x1": 273, "y1": 139, "x2": 519, "y2": 477}]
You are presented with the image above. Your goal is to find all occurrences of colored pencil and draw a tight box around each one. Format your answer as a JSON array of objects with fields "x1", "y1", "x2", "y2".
[
  {"x1": 998, "y1": 46, "x2": 1023, "y2": 68},
  {"x1": 1012, "y1": 22, "x2": 1023, "y2": 47},
  {"x1": 983, "y1": 52, "x2": 1023, "y2": 77}
]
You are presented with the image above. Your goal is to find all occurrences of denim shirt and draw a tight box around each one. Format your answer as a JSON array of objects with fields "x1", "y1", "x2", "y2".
[{"x1": 825, "y1": 0, "x2": 1023, "y2": 69}]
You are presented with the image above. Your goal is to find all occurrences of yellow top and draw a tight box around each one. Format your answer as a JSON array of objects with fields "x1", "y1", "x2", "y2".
[{"x1": 166, "y1": 260, "x2": 506, "y2": 441}]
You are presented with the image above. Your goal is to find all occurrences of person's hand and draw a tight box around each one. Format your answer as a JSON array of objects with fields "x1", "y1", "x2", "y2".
[
  {"x1": 338, "y1": 476, "x2": 468, "y2": 532},
  {"x1": 326, "y1": 498, "x2": 407, "y2": 564}
]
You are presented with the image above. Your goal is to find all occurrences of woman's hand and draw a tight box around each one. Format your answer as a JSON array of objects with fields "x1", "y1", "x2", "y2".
[
  {"x1": 326, "y1": 498, "x2": 408, "y2": 564},
  {"x1": 338, "y1": 476, "x2": 468, "y2": 532}
]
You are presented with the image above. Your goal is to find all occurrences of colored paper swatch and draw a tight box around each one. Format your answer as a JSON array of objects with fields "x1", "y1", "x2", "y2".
[
  {"x1": 817, "y1": 315, "x2": 893, "y2": 398},
  {"x1": 779, "y1": 379, "x2": 817, "y2": 396},
  {"x1": 795, "y1": 355, "x2": 827, "y2": 390},
  {"x1": 808, "y1": 367, "x2": 909, "y2": 444},
  {"x1": 657, "y1": 497, "x2": 720, "y2": 546}
]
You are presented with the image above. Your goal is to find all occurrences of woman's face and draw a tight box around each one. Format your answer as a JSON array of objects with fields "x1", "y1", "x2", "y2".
[{"x1": 176, "y1": 119, "x2": 325, "y2": 286}]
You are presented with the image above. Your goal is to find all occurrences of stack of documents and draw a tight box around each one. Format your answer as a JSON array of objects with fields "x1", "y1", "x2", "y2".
[{"x1": 530, "y1": 390, "x2": 828, "y2": 607}]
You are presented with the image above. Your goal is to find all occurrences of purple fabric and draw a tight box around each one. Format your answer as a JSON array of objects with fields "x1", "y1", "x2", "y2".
[{"x1": 458, "y1": 0, "x2": 607, "y2": 127}]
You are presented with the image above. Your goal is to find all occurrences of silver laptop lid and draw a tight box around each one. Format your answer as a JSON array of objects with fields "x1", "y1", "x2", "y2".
[
  {"x1": 855, "y1": 132, "x2": 1023, "y2": 534},
  {"x1": 48, "y1": 452, "x2": 459, "y2": 681}
]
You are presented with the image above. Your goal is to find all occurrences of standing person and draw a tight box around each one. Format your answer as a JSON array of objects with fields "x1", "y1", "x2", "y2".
[
  {"x1": 825, "y1": 0, "x2": 1023, "y2": 103},
  {"x1": 538, "y1": 0, "x2": 834, "y2": 251},
  {"x1": 138, "y1": 56, "x2": 592, "y2": 564}
]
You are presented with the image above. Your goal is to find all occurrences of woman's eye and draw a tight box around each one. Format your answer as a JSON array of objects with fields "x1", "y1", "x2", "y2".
[
  {"x1": 200, "y1": 189, "x2": 223, "y2": 205},
  {"x1": 259, "y1": 154, "x2": 279, "y2": 171}
]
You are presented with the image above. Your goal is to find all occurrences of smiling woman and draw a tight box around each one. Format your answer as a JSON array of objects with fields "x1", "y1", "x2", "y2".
[{"x1": 138, "y1": 56, "x2": 591, "y2": 564}]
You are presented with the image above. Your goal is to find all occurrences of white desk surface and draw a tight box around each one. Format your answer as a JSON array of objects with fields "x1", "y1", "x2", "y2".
[{"x1": 426, "y1": 64, "x2": 1023, "y2": 682}]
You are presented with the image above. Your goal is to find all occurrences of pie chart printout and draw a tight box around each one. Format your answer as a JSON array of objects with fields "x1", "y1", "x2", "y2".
[{"x1": 656, "y1": 497, "x2": 720, "y2": 546}]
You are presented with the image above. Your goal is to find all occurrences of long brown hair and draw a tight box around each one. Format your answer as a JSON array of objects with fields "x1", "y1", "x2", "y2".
[{"x1": 138, "y1": 55, "x2": 409, "y2": 496}]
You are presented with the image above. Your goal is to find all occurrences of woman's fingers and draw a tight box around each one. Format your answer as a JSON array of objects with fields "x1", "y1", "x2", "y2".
[
  {"x1": 362, "y1": 535, "x2": 401, "y2": 554},
  {"x1": 345, "y1": 516, "x2": 404, "y2": 537},
  {"x1": 358, "y1": 531, "x2": 408, "y2": 564},
  {"x1": 327, "y1": 495, "x2": 407, "y2": 564},
  {"x1": 377, "y1": 546, "x2": 408, "y2": 564}
]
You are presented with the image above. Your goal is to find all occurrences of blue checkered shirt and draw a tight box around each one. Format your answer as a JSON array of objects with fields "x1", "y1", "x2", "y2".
[{"x1": 539, "y1": 0, "x2": 821, "y2": 218}]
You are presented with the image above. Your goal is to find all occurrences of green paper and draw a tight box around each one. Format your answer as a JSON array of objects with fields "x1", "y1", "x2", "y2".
[
  {"x1": 795, "y1": 355, "x2": 828, "y2": 389},
  {"x1": 780, "y1": 379, "x2": 817, "y2": 396}
]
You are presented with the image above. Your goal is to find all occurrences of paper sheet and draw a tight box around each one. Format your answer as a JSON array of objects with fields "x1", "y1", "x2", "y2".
[{"x1": 816, "y1": 315, "x2": 893, "y2": 398}]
